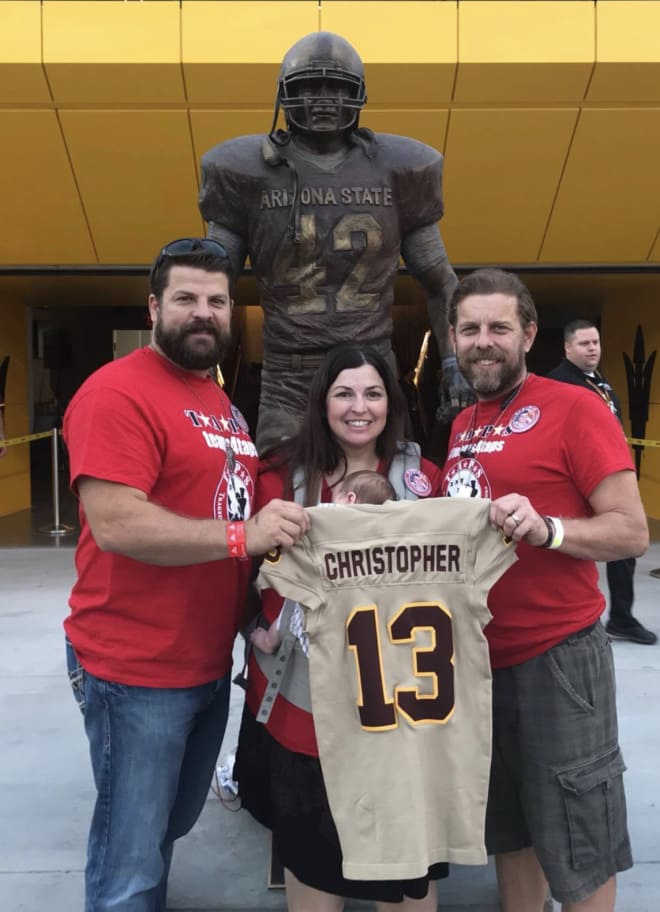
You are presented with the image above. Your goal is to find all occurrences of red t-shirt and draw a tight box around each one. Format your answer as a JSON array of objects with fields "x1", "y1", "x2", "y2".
[
  {"x1": 63, "y1": 347, "x2": 258, "y2": 687},
  {"x1": 441, "y1": 374, "x2": 635, "y2": 669},
  {"x1": 247, "y1": 454, "x2": 443, "y2": 756}
]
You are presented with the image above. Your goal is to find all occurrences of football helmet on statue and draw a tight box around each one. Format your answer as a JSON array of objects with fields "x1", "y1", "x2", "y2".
[{"x1": 277, "y1": 32, "x2": 367, "y2": 135}]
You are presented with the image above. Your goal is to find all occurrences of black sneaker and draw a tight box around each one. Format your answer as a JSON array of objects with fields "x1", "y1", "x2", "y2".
[{"x1": 605, "y1": 620, "x2": 658, "y2": 645}]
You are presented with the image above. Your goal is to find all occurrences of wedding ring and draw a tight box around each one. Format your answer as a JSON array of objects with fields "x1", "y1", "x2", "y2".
[{"x1": 510, "y1": 512, "x2": 521, "y2": 526}]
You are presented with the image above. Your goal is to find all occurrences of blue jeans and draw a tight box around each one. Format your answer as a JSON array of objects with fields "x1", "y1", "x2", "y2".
[{"x1": 66, "y1": 639, "x2": 231, "y2": 912}]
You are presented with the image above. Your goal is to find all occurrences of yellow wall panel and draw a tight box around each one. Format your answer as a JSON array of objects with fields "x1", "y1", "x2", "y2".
[
  {"x1": 0, "y1": 65, "x2": 52, "y2": 105},
  {"x1": 589, "y1": 1, "x2": 660, "y2": 102},
  {"x1": 650, "y1": 232, "x2": 660, "y2": 263},
  {"x1": 0, "y1": 474, "x2": 31, "y2": 517},
  {"x1": 0, "y1": 64, "x2": 51, "y2": 104},
  {"x1": 43, "y1": 1, "x2": 184, "y2": 102},
  {"x1": 456, "y1": 1, "x2": 594, "y2": 103},
  {"x1": 184, "y1": 64, "x2": 284, "y2": 105},
  {"x1": 540, "y1": 109, "x2": 660, "y2": 263},
  {"x1": 43, "y1": 1, "x2": 179, "y2": 63},
  {"x1": 321, "y1": 1, "x2": 455, "y2": 62},
  {"x1": 459, "y1": 1, "x2": 594, "y2": 63},
  {"x1": 455, "y1": 63, "x2": 592, "y2": 105},
  {"x1": 363, "y1": 65, "x2": 455, "y2": 107},
  {"x1": 0, "y1": 2, "x2": 51, "y2": 102},
  {"x1": 0, "y1": 297, "x2": 31, "y2": 517},
  {"x1": 183, "y1": 1, "x2": 318, "y2": 103},
  {"x1": 183, "y1": 1, "x2": 318, "y2": 63},
  {"x1": 0, "y1": 111, "x2": 95, "y2": 265},
  {"x1": 589, "y1": 63, "x2": 660, "y2": 104},
  {"x1": 321, "y1": 1, "x2": 456, "y2": 103},
  {"x1": 59, "y1": 110, "x2": 203, "y2": 264},
  {"x1": 45, "y1": 63, "x2": 185, "y2": 105},
  {"x1": 442, "y1": 108, "x2": 578, "y2": 264},
  {"x1": 0, "y1": 2, "x2": 41, "y2": 64},
  {"x1": 597, "y1": 1, "x2": 660, "y2": 63}
]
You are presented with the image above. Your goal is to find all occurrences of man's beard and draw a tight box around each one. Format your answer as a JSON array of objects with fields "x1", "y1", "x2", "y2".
[
  {"x1": 154, "y1": 316, "x2": 230, "y2": 371},
  {"x1": 459, "y1": 345, "x2": 526, "y2": 397}
]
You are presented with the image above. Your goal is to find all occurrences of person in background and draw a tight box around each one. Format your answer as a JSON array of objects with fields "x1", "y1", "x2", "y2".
[
  {"x1": 63, "y1": 237, "x2": 308, "y2": 912},
  {"x1": 548, "y1": 319, "x2": 656, "y2": 645},
  {"x1": 442, "y1": 269, "x2": 648, "y2": 911}
]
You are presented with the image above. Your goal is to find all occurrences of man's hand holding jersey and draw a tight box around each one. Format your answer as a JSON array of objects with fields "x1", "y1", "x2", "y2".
[{"x1": 246, "y1": 499, "x2": 310, "y2": 555}]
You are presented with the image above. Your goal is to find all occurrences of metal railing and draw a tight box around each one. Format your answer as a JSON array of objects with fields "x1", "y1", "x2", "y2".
[{"x1": 0, "y1": 428, "x2": 75, "y2": 536}]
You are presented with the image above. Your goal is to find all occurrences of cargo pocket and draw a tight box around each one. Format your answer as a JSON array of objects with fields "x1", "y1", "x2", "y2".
[
  {"x1": 556, "y1": 748, "x2": 626, "y2": 870},
  {"x1": 65, "y1": 638, "x2": 86, "y2": 715}
]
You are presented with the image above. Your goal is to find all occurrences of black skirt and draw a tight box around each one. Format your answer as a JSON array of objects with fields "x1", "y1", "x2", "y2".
[{"x1": 234, "y1": 704, "x2": 449, "y2": 902}]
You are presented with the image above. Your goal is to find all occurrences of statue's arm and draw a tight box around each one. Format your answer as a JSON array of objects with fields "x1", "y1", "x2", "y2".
[
  {"x1": 401, "y1": 223, "x2": 456, "y2": 355},
  {"x1": 205, "y1": 221, "x2": 249, "y2": 282},
  {"x1": 401, "y1": 224, "x2": 472, "y2": 418}
]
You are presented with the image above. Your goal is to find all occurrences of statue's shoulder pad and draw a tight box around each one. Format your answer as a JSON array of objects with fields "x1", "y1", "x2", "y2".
[
  {"x1": 373, "y1": 132, "x2": 443, "y2": 170},
  {"x1": 201, "y1": 134, "x2": 266, "y2": 172}
]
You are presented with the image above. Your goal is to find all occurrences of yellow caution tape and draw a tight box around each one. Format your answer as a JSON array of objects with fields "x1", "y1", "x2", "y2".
[
  {"x1": 627, "y1": 438, "x2": 660, "y2": 449},
  {"x1": 0, "y1": 430, "x2": 58, "y2": 448}
]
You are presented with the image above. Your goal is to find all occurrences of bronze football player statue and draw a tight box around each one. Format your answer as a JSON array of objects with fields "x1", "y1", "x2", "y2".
[{"x1": 200, "y1": 31, "x2": 467, "y2": 451}]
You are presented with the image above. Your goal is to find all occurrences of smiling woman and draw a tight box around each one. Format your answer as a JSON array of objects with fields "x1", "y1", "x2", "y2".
[
  {"x1": 272, "y1": 343, "x2": 414, "y2": 504},
  {"x1": 324, "y1": 363, "x2": 388, "y2": 461},
  {"x1": 234, "y1": 343, "x2": 447, "y2": 912}
]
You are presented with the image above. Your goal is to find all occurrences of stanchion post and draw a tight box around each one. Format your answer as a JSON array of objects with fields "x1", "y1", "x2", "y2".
[{"x1": 38, "y1": 427, "x2": 74, "y2": 537}]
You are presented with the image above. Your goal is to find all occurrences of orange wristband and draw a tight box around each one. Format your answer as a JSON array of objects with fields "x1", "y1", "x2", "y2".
[{"x1": 226, "y1": 521, "x2": 248, "y2": 560}]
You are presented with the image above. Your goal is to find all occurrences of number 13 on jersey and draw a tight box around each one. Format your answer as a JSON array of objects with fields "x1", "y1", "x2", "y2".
[{"x1": 346, "y1": 601, "x2": 455, "y2": 731}]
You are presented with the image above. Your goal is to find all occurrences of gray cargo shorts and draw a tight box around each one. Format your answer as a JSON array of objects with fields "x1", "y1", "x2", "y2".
[{"x1": 486, "y1": 621, "x2": 632, "y2": 904}]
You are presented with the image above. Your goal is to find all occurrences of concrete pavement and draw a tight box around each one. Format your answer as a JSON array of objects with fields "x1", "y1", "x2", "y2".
[{"x1": 0, "y1": 544, "x2": 658, "y2": 911}]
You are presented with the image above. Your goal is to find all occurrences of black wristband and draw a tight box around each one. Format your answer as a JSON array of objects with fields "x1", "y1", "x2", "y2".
[{"x1": 540, "y1": 515, "x2": 555, "y2": 549}]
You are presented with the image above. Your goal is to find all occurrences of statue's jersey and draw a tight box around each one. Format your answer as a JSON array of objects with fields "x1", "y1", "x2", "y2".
[
  {"x1": 259, "y1": 498, "x2": 516, "y2": 880},
  {"x1": 199, "y1": 131, "x2": 445, "y2": 355}
]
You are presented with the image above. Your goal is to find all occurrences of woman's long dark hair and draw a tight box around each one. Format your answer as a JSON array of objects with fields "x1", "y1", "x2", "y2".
[{"x1": 265, "y1": 344, "x2": 407, "y2": 506}]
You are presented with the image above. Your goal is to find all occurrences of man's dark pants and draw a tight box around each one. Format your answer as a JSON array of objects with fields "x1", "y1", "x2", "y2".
[{"x1": 606, "y1": 557, "x2": 636, "y2": 627}]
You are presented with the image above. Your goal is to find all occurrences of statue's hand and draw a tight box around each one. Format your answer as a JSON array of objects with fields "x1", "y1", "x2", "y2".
[{"x1": 436, "y1": 354, "x2": 474, "y2": 423}]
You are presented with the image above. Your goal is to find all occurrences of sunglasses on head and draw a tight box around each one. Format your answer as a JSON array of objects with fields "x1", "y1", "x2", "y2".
[
  {"x1": 158, "y1": 238, "x2": 228, "y2": 259},
  {"x1": 151, "y1": 237, "x2": 229, "y2": 280}
]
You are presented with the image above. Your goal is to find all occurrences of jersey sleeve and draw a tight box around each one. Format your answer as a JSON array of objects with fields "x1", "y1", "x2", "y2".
[
  {"x1": 258, "y1": 537, "x2": 324, "y2": 611},
  {"x1": 561, "y1": 390, "x2": 634, "y2": 499},
  {"x1": 380, "y1": 135, "x2": 445, "y2": 236},
  {"x1": 63, "y1": 386, "x2": 162, "y2": 496},
  {"x1": 199, "y1": 136, "x2": 262, "y2": 236}
]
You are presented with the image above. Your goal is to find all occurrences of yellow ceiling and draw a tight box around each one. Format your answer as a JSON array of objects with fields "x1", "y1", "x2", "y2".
[{"x1": 0, "y1": 0, "x2": 657, "y2": 268}]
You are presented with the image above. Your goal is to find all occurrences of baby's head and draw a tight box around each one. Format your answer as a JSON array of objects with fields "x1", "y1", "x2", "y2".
[{"x1": 333, "y1": 470, "x2": 396, "y2": 505}]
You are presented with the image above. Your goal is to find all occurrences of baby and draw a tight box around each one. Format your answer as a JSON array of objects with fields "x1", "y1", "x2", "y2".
[{"x1": 250, "y1": 470, "x2": 396, "y2": 655}]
